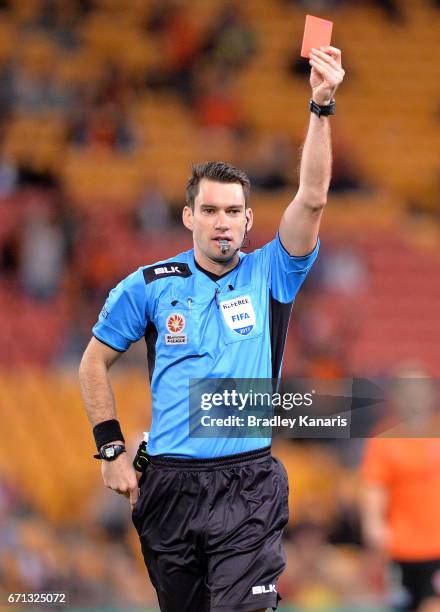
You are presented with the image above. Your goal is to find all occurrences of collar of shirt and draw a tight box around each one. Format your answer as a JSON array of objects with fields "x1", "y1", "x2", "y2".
[{"x1": 191, "y1": 252, "x2": 244, "y2": 290}]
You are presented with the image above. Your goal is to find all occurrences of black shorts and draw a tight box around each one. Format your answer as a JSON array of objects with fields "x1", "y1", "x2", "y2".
[
  {"x1": 394, "y1": 558, "x2": 440, "y2": 611},
  {"x1": 132, "y1": 446, "x2": 289, "y2": 612}
]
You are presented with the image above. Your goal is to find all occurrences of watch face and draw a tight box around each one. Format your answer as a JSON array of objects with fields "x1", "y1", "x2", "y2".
[{"x1": 104, "y1": 447, "x2": 115, "y2": 458}]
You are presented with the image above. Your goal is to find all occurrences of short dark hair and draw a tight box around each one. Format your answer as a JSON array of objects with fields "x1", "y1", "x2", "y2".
[{"x1": 186, "y1": 161, "x2": 250, "y2": 210}]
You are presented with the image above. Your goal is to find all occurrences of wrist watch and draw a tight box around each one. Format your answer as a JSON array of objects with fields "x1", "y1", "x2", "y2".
[
  {"x1": 309, "y1": 98, "x2": 336, "y2": 117},
  {"x1": 94, "y1": 443, "x2": 126, "y2": 461}
]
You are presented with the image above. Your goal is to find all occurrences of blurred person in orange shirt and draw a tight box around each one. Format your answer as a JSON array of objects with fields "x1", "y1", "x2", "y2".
[{"x1": 361, "y1": 369, "x2": 440, "y2": 611}]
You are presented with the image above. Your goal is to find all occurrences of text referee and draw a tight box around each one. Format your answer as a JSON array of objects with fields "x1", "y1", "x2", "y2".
[{"x1": 79, "y1": 46, "x2": 345, "y2": 612}]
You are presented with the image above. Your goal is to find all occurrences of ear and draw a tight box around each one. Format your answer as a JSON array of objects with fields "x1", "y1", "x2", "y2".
[
  {"x1": 182, "y1": 206, "x2": 193, "y2": 231},
  {"x1": 245, "y1": 207, "x2": 254, "y2": 232}
]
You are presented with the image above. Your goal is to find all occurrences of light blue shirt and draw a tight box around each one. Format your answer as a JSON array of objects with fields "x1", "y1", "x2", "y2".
[{"x1": 93, "y1": 234, "x2": 319, "y2": 458}]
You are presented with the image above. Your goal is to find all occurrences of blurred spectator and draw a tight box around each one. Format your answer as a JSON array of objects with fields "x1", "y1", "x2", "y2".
[
  {"x1": 368, "y1": 0, "x2": 405, "y2": 23},
  {"x1": 134, "y1": 182, "x2": 172, "y2": 234},
  {"x1": 286, "y1": 0, "x2": 346, "y2": 9},
  {"x1": 31, "y1": 0, "x2": 83, "y2": 50},
  {"x1": 97, "y1": 61, "x2": 136, "y2": 109},
  {"x1": 330, "y1": 157, "x2": 365, "y2": 194},
  {"x1": 57, "y1": 296, "x2": 95, "y2": 364},
  {"x1": 19, "y1": 199, "x2": 66, "y2": 300},
  {"x1": 292, "y1": 297, "x2": 354, "y2": 379},
  {"x1": 11, "y1": 56, "x2": 74, "y2": 115},
  {"x1": 287, "y1": 0, "x2": 404, "y2": 22},
  {"x1": 51, "y1": 185, "x2": 80, "y2": 266},
  {"x1": 319, "y1": 246, "x2": 369, "y2": 295},
  {"x1": 146, "y1": 0, "x2": 175, "y2": 34},
  {"x1": 245, "y1": 133, "x2": 295, "y2": 192},
  {"x1": 330, "y1": 124, "x2": 371, "y2": 194},
  {"x1": 74, "y1": 212, "x2": 128, "y2": 301},
  {"x1": 194, "y1": 66, "x2": 246, "y2": 134},
  {"x1": 361, "y1": 368, "x2": 440, "y2": 611},
  {"x1": 67, "y1": 102, "x2": 139, "y2": 152},
  {"x1": 0, "y1": 61, "x2": 15, "y2": 116},
  {"x1": 289, "y1": 55, "x2": 313, "y2": 79},
  {"x1": 87, "y1": 104, "x2": 138, "y2": 152},
  {"x1": 0, "y1": 148, "x2": 18, "y2": 197},
  {"x1": 145, "y1": 1, "x2": 202, "y2": 104},
  {"x1": 288, "y1": 242, "x2": 368, "y2": 378},
  {"x1": 18, "y1": 45, "x2": 138, "y2": 154},
  {"x1": 18, "y1": 158, "x2": 58, "y2": 189},
  {"x1": 0, "y1": 228, "x2": 19, "y2": 279},
  {"x1": 202, "y1": 2, "x2": 257, "y2": 72}
]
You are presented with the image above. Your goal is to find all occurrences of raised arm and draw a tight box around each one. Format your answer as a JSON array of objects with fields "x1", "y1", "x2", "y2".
[
  {"x1": 79, "y1": 337, "x2": 139, "y2": 507},
  {"x1": 279, "y1": 46, "x2": 345, "y2": 256}
]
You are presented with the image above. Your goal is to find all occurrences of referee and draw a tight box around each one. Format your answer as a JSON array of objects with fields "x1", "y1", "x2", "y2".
[{"x1": 79, "y1": 46, "x2": 345, "y2": 612}]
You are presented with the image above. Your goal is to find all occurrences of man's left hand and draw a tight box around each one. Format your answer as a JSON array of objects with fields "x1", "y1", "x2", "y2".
[{"x1": 309, "y1": 46, "x2": 345, "y2": 106}]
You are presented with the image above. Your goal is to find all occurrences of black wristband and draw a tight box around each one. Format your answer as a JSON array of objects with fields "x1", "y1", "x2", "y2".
[
  {"x1": 309, "y1": 98, "x2": 336, "y2": 117},
  {"x1": 93, "y1": 419, "x2": 125, "y2": 451}
]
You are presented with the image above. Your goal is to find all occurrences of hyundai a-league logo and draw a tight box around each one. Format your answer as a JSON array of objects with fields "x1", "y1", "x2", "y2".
[
  {"x1": 165, "y1": 313, "x2": 187, "y2": 345},
  {"x1": 166, "y1": 313, "x2": 185, "y2": 334}
]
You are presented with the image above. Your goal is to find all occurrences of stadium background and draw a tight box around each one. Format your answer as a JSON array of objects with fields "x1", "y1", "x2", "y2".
[{"x1": 0, "y1": 0, "x2": 439, "y2": 610}]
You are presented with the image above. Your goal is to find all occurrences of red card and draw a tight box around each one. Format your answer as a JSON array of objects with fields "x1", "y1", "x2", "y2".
[{"x1": 300, "y1": 15, "x2": 333, "y2": 58}]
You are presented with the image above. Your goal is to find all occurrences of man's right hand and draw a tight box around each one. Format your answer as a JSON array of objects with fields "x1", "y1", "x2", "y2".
[
  {"x1": 363, "y1": 518, "x2": 391, "y2": 552},
  {"x1": 101, "y1": 451, "x2": 139, "y2": 509}
]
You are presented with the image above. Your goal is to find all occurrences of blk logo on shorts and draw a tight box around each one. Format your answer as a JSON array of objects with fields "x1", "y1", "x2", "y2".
[
  {"x1": 252, "y1": 584, "x2": 277, "y2": 595},
  {"x1": 220, "y1": 295, "x2": 256, "y2": 336},
  {"x1": 165, "y1": 313, "x2": 187, "y2": 345}
]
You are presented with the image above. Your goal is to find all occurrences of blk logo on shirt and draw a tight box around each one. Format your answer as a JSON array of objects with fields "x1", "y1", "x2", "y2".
[
  {"x1": 143, "y1": 261, "x2": 192, "y2": 284},
  {"x1": 220, "y1": 295, "x2": 256, "y2": 336}
]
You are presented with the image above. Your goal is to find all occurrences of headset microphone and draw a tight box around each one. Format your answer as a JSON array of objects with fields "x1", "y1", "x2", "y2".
[{"x1": 240, "y1": 219, "x2": 250, "y2": 250}]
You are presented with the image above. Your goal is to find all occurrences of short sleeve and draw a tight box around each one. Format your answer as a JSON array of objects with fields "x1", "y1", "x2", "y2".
[
  {"x1": 362, "y1": 438, "x2": 393, "y2": 487},
  {"x1": 258, "y1": 233, "x2": 319, "y2": 303},
  {"x1": 92, "y1": 268, "x2": 150, "y2": 352}
]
